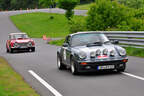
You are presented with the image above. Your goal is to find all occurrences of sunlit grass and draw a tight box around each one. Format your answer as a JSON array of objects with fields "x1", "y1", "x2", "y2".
[{"x1": 0, "y1": 57, "x2": 39, "y2": 96}]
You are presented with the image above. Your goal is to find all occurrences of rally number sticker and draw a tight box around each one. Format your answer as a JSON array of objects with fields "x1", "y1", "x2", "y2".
[{"x1": 63, "y1": 49, "x2": 66, "y2": 60}]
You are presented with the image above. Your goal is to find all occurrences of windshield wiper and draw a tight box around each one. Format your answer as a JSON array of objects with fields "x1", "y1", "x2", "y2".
[
  {"x1": 103, "y1": 41, "x2": 111, "y2": 44},
  {"x1": 86, "y1": 42, "x2": 102, "y2": 47}
]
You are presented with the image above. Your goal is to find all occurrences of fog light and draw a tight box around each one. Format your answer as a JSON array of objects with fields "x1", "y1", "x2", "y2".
[
  {"x1": 85, "y1": 66, "x2": 91, "y2": 69},
  {"x1": 81, "y1": 62, "x2": 87, "y2": 65},
  {"x1": 123, "y1": 59, "x2": 128, "y2": 63}
]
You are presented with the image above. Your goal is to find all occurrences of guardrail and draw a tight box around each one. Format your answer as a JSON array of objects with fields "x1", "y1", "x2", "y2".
[{"x1": 103, "y1": 31, "x2": 144, "y2": 48}]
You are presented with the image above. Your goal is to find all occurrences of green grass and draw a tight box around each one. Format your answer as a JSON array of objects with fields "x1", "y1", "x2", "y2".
[
  {"x1": 10, "y1": 12, "x2": 83, "y2": 38},
  {"x1": 49, "y1": 39, "x2": 65, "y2": 46},
  {"x1": 49, "y1": 40, "x2": 144, "y2": 58},
  {"x1": 125, "y1": 47, "x2": 144, "y2": 57},
  {"x1": 75, "y1": 3, "x2": 93, "y2": 10},
  {"x1": 0, "y1": 57, "x2": 39, "y2": 96}
]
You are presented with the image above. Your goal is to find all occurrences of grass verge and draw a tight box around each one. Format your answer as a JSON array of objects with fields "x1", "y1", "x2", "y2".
[
  {"x1": 10, "y1": 12, "x2": 83, "y2": 38},
  {"x1": 49, "y1": 39, "x2": 65, "y2": 46},
  {"x1": 125, "y1": 47, "x2": 144, "y2": 57},
  {"x1": 75, "y1": 3, "x2": 93, "y2": 10},
  {"x1": 49, "y1": 40, "x2": 144, "y2": 58},
  {"x1": 0, "y1": 57, "x2": 39, "y2": 96}
]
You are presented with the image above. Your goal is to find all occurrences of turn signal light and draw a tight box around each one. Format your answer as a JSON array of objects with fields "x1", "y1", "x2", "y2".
[
  {"x1": 123, "y1": 59, "x2": 128, "y2": 63},
  {"x1": 81, "y1": 62, "x2": 87, "y2": 65}
]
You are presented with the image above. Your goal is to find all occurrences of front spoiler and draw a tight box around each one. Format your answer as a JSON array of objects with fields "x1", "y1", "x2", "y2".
[{"x1": 76, "y1": 58, "x2": 128, "y2": 72}]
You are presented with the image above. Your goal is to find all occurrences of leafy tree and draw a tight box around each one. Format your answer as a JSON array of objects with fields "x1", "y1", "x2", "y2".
[
  {"x1": 0, "y1": 0, "x2": 11, "y2": 10},
  {"x1": 80, "y1": 0, "x2": 94, "y2": 4},
  {"x1": 134, "y1": 8, "x2": 144, "y2": 19},
  {"x1": 86, "y1": 0, "x2": 130, "y2": 31},
  {"x1": 69, "y1": 17, "x2": 87, "y2": 33},
  {"x1": 117, "y1": 0, "x2": 144, "y2": 9},
  {"x1": 58, "y1": 0, "x2": 79, "y2": 20},
  {"x1": 39, "y1": 0, "x2": 57, "y2": 8}
]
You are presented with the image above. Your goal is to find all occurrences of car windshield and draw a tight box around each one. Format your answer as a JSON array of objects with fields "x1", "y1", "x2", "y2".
[
  {"x1": 12, "y1": 34, "x2": 28, "y2": 39},
  {"x1": 71, "y1": 33, "x2": 110, "y2": 47}
]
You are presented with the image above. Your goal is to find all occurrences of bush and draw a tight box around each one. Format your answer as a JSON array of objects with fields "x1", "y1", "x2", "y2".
[
  {"x1": 69, "y1": 17, "x2": 87, "y2": 33},
  {"x1": 117, "y1": 0, "x2": 144, "y2": 9},
  {"x1": 86, "y1": 0, "x2": 132, "y2": 31},
  {"x1": 134, "y1": 8, "x2": 144, "y2": 19}
]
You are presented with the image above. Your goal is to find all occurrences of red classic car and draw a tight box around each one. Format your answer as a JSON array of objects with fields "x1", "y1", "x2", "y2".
[{"x1": 6, "y1": 33, "x2": 35, "y2": 53}]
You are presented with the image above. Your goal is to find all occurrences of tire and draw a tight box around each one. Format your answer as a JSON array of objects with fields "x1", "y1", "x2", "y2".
[
  {"x1": 6, "y1": 48, "x2": 9, "y2": 53},
  {"x1": 70, "y1": 58, "x2": 78, "y2": 75},
  {"x1": 117, "y1": 64, "x2": 126, "y2": 72},
  {"x1": 10, "y1": 48, "x2": 14, "y2": 53},
  {"x1": 31, "y1": 47, "x2": 35, "y2": 52},
  {"x1": 57, "y1": 55, "x2": 66, "y2": 70}
]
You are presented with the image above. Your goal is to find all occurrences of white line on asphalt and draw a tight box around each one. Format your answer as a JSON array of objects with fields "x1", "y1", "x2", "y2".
[
  {"x1": 28, "y1": 70, "x2": 63, "y2": 96},
  {"x1": 122, "y1": 72, "x2": 144, "y2": 81}
]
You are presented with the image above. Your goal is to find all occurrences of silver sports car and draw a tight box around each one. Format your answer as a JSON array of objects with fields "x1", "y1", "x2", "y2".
[{"x1": 57, "y1": 32, "x2": 128, "y2": 75}]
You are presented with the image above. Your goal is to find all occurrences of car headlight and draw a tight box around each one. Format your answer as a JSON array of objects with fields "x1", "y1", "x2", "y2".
[
  {"x1": 78, "y1": 51, "x2": 87, "y2": 59},
  {"x1": 103, "y1": 49, "x2": 108, "y2": 55},
  {"x1": 13, "y1": 42, "x2": 19, "y2": 48},
  {"x1": 96, "y1": 49, "x2": 101, "y2": 56},
  {"x1": 90, "y1": 51, "x2": 96, "y2": 58},
  {"x1": 110, "y1": 50, "x2": 115, "y2": 56},
  {"x1": 28, "y1": 42, "x2": 32, "y2": 47},
  {"x1": 119, "y1": 48, "x2": 126, "y2": 56}
]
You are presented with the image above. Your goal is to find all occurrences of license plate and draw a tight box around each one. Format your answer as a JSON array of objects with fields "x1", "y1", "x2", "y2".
[
  {"x1": 20, "y1": 46, "x2": 27, "y2": 48},
  {"x1": 97, "y1": 65, "x2": 115, "y2": 70}
]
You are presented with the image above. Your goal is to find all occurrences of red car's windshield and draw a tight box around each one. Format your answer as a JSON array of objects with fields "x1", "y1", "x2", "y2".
[{"x1": 12, "y1": 34, "x2": 29, "y2": 39}]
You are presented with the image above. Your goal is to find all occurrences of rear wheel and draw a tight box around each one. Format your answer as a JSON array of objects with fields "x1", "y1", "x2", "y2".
[
  {"x1": 70, "y1": 58, "x2": 78, "y2": 75},
  {"x1": 117, "y1": 64, "x2": 126, "y2": 72},
  {"x1": 57, "y1": 55, "x2": 66, "y2": 70}
]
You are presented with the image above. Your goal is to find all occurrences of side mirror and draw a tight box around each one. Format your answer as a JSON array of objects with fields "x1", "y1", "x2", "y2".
[
  {"x1": 112, "y1": 40, "x2": 119, "y2": 44},
  {"x1": 62, "y1": 43, "x2": 69, "y2": 47}
]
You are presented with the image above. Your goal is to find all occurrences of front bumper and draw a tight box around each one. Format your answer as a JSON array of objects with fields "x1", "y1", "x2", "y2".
[
  {"x1": 76, "y1": 58, "x2": 128, "y2": 72},
  {"x1": 11, "y1": 47, "x2": 35, "y2": 50}
]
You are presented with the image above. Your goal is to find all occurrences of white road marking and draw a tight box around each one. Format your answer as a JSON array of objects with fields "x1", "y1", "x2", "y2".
[
  {"x1": 28, "y1": 70, "x2": 63, "y2": 96},
  {"x1": 122, "y1": 72, "x2": 144, "y2": 81}
]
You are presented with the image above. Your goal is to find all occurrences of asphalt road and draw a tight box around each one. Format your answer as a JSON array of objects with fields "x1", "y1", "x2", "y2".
[{"x1": 0, "y1": 9, "x2": 144, "y2": 96}]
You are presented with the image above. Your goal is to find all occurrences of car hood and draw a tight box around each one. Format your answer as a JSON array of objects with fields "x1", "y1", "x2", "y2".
[
  {"x1": 12, "y1": 39, "x2": 32, "y2": 43},
  {"x1": 72, "y1": 44, "x2": 120, "y2": 58}
]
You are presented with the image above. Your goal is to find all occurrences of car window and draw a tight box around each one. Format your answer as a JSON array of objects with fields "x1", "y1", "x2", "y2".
[
  {"x1": 12, "y1": 34, "x2": 29, "y2": 39},
  {"x1": 8, "y1": 35, "x2": 11, "y2": 40},
  {"x1": 71, "y1": 33, "x2": 109, "y2": 47}
]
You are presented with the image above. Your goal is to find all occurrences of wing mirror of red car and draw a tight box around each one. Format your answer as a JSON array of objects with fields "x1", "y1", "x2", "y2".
[{"x1": 63, "y1": 43, "x2": 69, "y2": 47}]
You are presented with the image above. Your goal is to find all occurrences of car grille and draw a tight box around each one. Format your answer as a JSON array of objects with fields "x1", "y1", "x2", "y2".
[{"x1": 18, "y1": 43, "x2": 28, "y2": 47}]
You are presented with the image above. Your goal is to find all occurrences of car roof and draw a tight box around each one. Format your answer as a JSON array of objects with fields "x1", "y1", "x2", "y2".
[
  {"x1": 9, "y1": 33, "x2": 27, "y2": 35},
  {"x1": 69, "y1": 31, "x2": 104, "y2": 36}
]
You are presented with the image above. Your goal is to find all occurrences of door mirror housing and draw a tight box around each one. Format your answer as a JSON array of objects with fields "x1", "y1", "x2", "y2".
[
  {"x1": 63, "y1": 43, "x2": 69, "y2": 47},
  {"x1": 112, "y1": 40, "x2": 119, "y2": 44}
]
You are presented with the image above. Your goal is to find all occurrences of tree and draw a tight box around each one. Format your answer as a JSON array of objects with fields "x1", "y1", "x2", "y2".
[
  {"x1": 117, "y1": 0, "x2": 144, "y2": 9},
  {"x1": 86, "y1": 0, "x2": 130, "y2": 30},
  {"x1": 0, "y1": 0, "x2": 11, "y2": 10},
  {"x1": 58, "y1": 0, "x2": 79, "y2": 20},
  {"x1": 39, "y1": 0, "x2": 57, "y2": 8}
]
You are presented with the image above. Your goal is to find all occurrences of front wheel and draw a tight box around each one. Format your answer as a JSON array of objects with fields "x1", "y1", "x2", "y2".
[
  {"x1": 29, "y1": 47, "x2": 35, "y2": 52},
  {"x1": 9, "y1": 48, "x2": 14, "y2": 53},
  {"x1": 70, "y1": 58, "x2": 78, "y2": 75},
  {"x1": 6, "y1": 48, "x2": 9, "y2": 53},
  {"x1": 57, "y1": 55, "x2": 66, "y2": 70},
  {"x1": 31, "y1": 47, "x2": 35, "y2": 52},
  {"x1": 117, "y1": 64, "x2": 126, "y2": 72}
]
